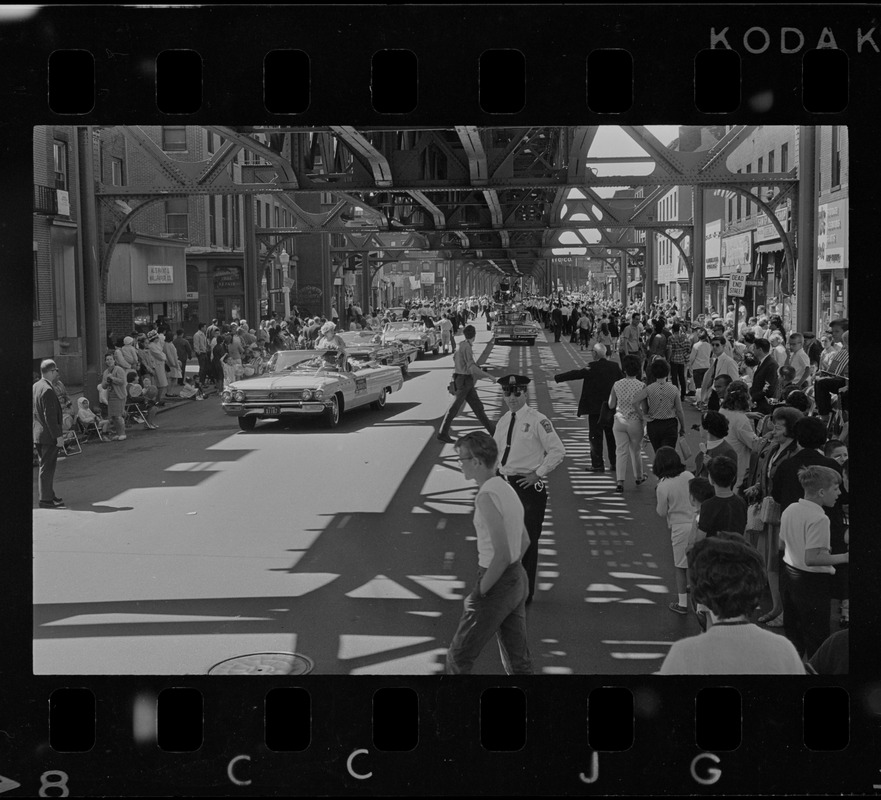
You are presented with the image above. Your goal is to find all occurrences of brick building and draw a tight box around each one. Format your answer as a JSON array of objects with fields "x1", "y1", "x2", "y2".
[{"x1": 815, "y1": 125, "x2": 848, "y2": 330}]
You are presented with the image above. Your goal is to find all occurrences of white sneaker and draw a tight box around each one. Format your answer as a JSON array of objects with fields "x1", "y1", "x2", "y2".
[{"x1": 117, "y1": 435, "x2": 127, "y2": 441}]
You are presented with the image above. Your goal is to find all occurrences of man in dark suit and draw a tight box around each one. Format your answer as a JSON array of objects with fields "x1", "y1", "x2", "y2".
[
  {"x1": 749, "y1": 338, "x2": 778, "y2": 415},
  {"x1": 551, "y1": 303, "x2": 563, "y2": 342},
  {"x1": 33, "y1": 359, "x2": 66, "y2": 509},
  {"x1": 554, "y1": 343, "x2": 623, "y2": 471}
]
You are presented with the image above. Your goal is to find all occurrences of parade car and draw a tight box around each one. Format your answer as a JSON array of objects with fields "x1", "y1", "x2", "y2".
[
  {"x1": 380, "y1": 320, "x2": 441, "y2": 358},
  {"x1": 220, "y1": 349, "x2": 404, "y2": 430},
  {"x1": 492, "y1": 308, "x2": 542, "y2": 345},
  {"x1": 338, "y1": 331, "x2": 419, "y2": 376}
]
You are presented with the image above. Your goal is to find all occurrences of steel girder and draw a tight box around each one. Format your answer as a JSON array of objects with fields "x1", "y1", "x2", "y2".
[{"x1": 95, "y1": 124, "x2": 800, "y2": 282}]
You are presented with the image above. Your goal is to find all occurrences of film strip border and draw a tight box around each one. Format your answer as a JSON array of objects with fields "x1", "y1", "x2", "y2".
[
  {"x1": 1, "y1": 6, "x2": 875, "y2": 122},
  {"x1": 5, "y1": 3, "x2": 880, "y2": 797},
  {"x1": 1, "y1": 678, "x2": 880, "y2": 795}
]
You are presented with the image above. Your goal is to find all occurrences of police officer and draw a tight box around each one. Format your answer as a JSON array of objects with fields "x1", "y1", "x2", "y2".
[{"x1": 493, "y1": 375, "x2": 566, "y2": 604}]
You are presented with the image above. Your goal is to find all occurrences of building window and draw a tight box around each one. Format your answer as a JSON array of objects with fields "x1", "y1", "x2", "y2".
[
  {"x1": 222, "y1": 195, "x2": 230, "y2": 246},
  {"x1": 736, "y1": 170, "x2": 742, "y2": 220},
  {"x1": 111, "y1": 158, "x2": 125, "y2": 186},
  {"x1": 781, "y1": 142, "x2": 789, "y2": 173},
  {"x1": 209, "y1": 196, "x2": 217, "y2": 245},
  {"x1": 745, "y1": 164, "x2": 752, "y2": 217},
  {"x1": 165, "y1": 197, "x2": 189, "y2": 239},
  {"x1": 275, "y1": 206, "x2": 281, "y2": 227},
  {"x1": 256, "y1": 200, "x2": 262, "y2": 228},
  {"x1": 767, "y1": 151, "x2": 775, "y2": 198},
  {"x1": 727, "y1": 197, "x2": 733, "y2": 224},
  {"x1": 53, "y1": 140, "x2": 68, "y2": 189},
  {"x1": 162, "y1": 126, "x2": 187, "y2": 152},
  {"x1": 831, "y1": 126, "x2": 842, "y2": 187}
]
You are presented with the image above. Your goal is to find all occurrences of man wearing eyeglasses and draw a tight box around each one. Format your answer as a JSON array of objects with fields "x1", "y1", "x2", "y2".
[
  {"x1": 33, "y1": 359, "x2": 67, "y2": 509},
  {"x1": 493, "y1": 374, "x2": 566, "y2": 605},
  {"x1": 701, "y1": 337, "x2": 740, "y2": 412}
]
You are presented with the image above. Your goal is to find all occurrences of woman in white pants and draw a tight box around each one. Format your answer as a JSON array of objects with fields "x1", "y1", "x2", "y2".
[{"x1": 608, "y1": 354, "x2": 648, "y2": 493}]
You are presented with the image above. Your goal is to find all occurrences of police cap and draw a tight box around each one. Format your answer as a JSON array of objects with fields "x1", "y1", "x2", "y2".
[{"x1": 497, "y1": 374, "x2": 531, "y2": 390}]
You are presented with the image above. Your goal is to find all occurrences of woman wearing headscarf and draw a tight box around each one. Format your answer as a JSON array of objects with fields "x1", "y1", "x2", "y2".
[
  {"x1": 115, "y1": 336, "x2": 140, "y2": 373},
  {"x1": 146, "y1": 329, "x2": 169, "y2": 406},
  {"x1": 316, "y1": 321, "x2": 348, "y2": 354}
]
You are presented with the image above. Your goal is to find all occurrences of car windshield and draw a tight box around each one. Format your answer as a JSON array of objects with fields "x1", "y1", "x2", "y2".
[
  {"x1": 340, "y1": 331, "x2": 382, "y2": 344},
  {"x1": 385, "y1": 322, "x2": 417, "y2": 331},
  {"x1": 264, "y1": 351, "x2": 317, "y2": 373}
]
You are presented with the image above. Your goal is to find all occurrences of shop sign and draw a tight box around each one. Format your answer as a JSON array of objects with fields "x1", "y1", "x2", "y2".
[
  {"x1": 705, "y1": 220, "x2": 722, "y2": 278},
  {"x1": 755, "y1": 204, "x2": 790, "y2": 243},
  {"x1": 421, "y1": 272, "x2": 435, "y2": 285},
  {"x1": 185, "y1": 291, "x2": 199, "y2": 300},
  {"x1": 720, "y1": 231, "x2": 753, "y2": 276},
  {"x1": 817, "y1": 198, "x2": 848, "y2": 271},
  {"x1": 214, "y1": 266, "x2": 243, "y2": 291},
  {"x1": 147, "y1": 265, "x2": 174, "y2": 284}
]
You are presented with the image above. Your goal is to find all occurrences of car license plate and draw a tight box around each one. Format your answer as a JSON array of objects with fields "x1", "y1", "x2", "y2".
[{"x1": 264, "y1": 406, "x2": 280, "y2": 415}]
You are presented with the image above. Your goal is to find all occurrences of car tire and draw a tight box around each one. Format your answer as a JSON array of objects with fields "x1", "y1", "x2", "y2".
[
  {"x1": 237, "y1": 416, "x2": 257, "y2": 431},
  {"x1": 415, "y1": 348, "x2": 423, "y2": 360},
  {"x1": 371, "y1": 387, "x2": 388, "y2": 410},
  {"x1": 322, "y1": 395, "x2": 341, "y2": 428}
]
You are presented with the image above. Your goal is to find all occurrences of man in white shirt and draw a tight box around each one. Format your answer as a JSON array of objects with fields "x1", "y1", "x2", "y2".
[
  {"x1": 193, "y1": 322, "x2": 209, "y2": 389},
  {"x1": 445, "y1": 431, "x2": 533, "y2": 674},
  {"x1": 437, "y1": 325, "x2": 496, "y2": 442},
  {"x1": 702, "y1": 337, "x2": 740, "y2": 412},
  {"x1": 493, "y1": 374, "x2": 566, "y2": 604}
]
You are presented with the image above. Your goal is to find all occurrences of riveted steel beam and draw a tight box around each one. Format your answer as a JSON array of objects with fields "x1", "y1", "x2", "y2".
[
  {"x1": 329, "y1": 126, "x2": 393, "y2": 187},
  {"x1": 455, "y1": 125, "x2": 488, "y2": 184}
]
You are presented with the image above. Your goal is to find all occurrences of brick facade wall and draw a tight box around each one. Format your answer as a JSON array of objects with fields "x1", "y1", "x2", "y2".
[{"x1": 817, "y1": 125, "x2": 848, "y2": 202}]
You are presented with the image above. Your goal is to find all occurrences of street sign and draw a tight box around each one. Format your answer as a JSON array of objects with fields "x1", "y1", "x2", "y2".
[
  {"x1": 728, "y1": 274, "x2": 746, "y2": 297},
  {"x1": 745, "y1": 279, "x2": 763, "y2": 287}
]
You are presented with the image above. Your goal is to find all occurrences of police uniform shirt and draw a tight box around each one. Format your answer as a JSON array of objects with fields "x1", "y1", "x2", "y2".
[{"x1": 494, "y1": 405, "x2": 566, "y2": 479}]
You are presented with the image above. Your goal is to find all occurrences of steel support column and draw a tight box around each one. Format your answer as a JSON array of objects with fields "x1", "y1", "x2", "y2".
[
  {"x1": 77, "y1": 126, "x2": 102, "y2": 410},
  {"x1": 692, "y1": 189, "x2": 705, "y2": 321},
  {"x1": 645, "y1": 236, "x2": 655, "y2": 309},
  {"x1": 361, "y1": 251, "x2": 372, "y2": 315},
  {"x1": 243, "y1": 196, "x2": 260, "y2": 323},
  {"x1": 619, "y1": 254, "x2": 627, "y2": 305},
  {"x1": 797, "y1": 126, "x2": 816, "y2": 332}
]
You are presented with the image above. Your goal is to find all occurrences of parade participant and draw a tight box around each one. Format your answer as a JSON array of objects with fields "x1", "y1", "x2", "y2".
[
  {"x1": 492, "y1": 375, "x2": 566, "y2": 605},
  {"x1": 438, "y1": 313, "x2": 454, "y2": 354},
  {"x1": 779, "y1": 465, "x2": 847, "y2": 660},
  {"x1": 316, "y1": 321, "x2": 348, "y2": 354},
  {"x1": 653, "y1": 446, "x2": 696, "y2": 615},
  {"x1": 609, "y1": 355, "x2": 648, "y2": 493},
  {"x1": 551, "y1": 303, "x2": 563, "y2": 342},
  {"x1": 554, "y1": 343, "x2": 622, "y2": 472},
  {"x1": 437, "y1": 325, "x2": 496, "y2": 443},
  {"x1": 33, "y1": 359, "x2": 66, "y2": 509},
  {"x1": 658, "y1": 536, "x2": 806, "y2": 674},
  {"x1": 445, "y1": 432, "x2": 532, "y2": 675}
]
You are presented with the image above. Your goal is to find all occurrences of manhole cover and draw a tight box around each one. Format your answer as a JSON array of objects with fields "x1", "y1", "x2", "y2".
[{"x1": 208, "y1": 652, "x2": 314, "y2": 675}]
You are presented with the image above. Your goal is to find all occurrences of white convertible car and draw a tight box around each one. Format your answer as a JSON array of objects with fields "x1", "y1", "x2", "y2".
[{"x1": 220, "y1": 349, "x2": 404, "y2": 430}]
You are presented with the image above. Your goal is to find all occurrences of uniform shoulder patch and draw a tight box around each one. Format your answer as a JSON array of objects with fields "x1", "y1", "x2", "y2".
[{"x1": 540, "y1": 419, "x2": 553, "y2": 433}]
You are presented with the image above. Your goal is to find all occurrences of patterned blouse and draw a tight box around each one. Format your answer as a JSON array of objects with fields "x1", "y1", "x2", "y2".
[
  {"x1": 611, "y1": 377, "x2": 645, "y2": 421},
  {"x1": 639, "y1": 379, "x2": 680, "y2": 421}
]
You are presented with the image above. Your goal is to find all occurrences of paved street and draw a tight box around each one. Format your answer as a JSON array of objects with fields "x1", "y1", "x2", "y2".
[{"x1": 34, "y1": 322, "x2": 716, "y2": 675}]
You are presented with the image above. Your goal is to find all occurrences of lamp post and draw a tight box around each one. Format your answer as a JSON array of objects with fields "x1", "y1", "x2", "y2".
[{"x1": 279, "y1": 248, "x2": 291, "y2": 319}]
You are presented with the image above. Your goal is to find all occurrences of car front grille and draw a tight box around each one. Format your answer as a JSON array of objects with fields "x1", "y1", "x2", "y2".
[{"x1": 243, "y1": 389, "x2": 306, "y2": 401}]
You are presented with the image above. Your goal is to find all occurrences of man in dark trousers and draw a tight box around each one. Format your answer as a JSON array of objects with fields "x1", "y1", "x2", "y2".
[
  {"x1": 33, "y1": 359, "x2": 66, "y2": 509},
  {"x1": 493, "y1": 374, "x2": 566, "y2": 604},
  {"x1": 551, "y1": 303, "x2": 564, "y2": 342},
  {"x1": 554, "y1": 343, "x2": 623, "y2": 472},
  {"x1": 749, "y1": 337, "x2": 779, "y2": 415}
]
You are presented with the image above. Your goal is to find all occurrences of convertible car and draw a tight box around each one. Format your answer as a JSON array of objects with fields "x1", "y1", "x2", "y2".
[
  {"x1": 492, "y1": 308, "x2": 541, "y2": 346},
  {"x1": 220, "y1": 349, "x2": 404, "y2": 430},
  {"x1": 338, "y1": 331, "x2": 418, "y2": 376},
  {"x1": 381, "y1": 320, "x2": 441, "y2": 357}
]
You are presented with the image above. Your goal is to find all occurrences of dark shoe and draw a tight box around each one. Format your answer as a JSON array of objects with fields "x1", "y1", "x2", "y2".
[
  {"x1": 669, "y1": 602, "x2": 688, "y2": 616},
  {"x1": 589, "y1": 466, "x2": 605, "y2": 472},
  {"x1": 53, "y1": 496, "x2": 63, "y2": 503},
  {"x1": 615, "y1": 483, "x2": 624, "y2": 494},
  {"x1": 39, "y1": 499, "x2": 66, "y2": 509},
  {"x1": 436, "y1": 433, "x2": 455, "y2": 444},
  {"x1": 635, "y1": 475, "x2": 648, "y2": 485}
]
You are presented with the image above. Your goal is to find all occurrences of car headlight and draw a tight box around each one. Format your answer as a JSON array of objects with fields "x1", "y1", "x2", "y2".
[
  {"x1": 313, "y1": 389, "x2": 324, "y2": 400},
  {"x1": 302, "y1": 389, "x2": 313, "y2": 400},
  {"x1": 221, "y1": 390, "x2": 231, "y2": 402},
  {"x1": 234, "y1": 390, "x2": 246, "y2": 402}
]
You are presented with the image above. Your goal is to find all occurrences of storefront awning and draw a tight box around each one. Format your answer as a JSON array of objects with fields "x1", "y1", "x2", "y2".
[
  {"x1": 627, "y1": 280, "x2": 642, "y2": 288},
  {"x1": 756, "y1": 242, "x2": 785, "y2": 254}
]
